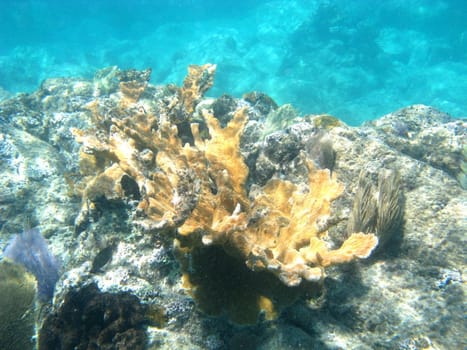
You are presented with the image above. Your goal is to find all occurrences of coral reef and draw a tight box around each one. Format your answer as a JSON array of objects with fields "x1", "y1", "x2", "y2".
[
  {"x1": 71, "y1": 65, "x2": 378, "y2": 323},
  {"x1": 0, "y1": 260, "x2": 37, "y2": 350},
  {"x1": 0, "y1": 87, "x2": 83, "y2": 237},
  {"x1": 118, "y1": 68, "x2": 152, "y2": 106},
  {"x1": 0, "y1": 64, "x2": 464, "y2": 348},
  {"x1": 73, "y1": 65, "x2": 377, "y2": 288}
]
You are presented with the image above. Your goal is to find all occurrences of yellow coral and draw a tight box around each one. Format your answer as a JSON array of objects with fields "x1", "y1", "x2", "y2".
[
  {"x1": 118, "y1": 68, "x2": 151, "y2": 107},
  {"x1": 73, "y1": 107, "x2": 185, "y2": 229},
  {"x1": 74, "y1": 64, "x2": 378, "y2": 322},
  {"x1": 160, "y1": 64, "x2": 217, "y2": 124},
  {"x1": 119, "y1": 80, "x2": 147, "y2": 105},
  {"x1": 181, "y1": 64, "x2": 217, "y2": 114},
  {"x1": 177, "y1": 108, "x2": 250, "y2": 239},
  {"x1": 185, "y1": 153, "x2": 378, "y2": 286},
  {"x1": 245, "y1": 161, "x2": 346, "y2": 285}
]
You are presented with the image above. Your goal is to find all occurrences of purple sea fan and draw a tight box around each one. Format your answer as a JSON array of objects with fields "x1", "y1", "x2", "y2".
[{"x1": 3, "y1": 227, "x2": 60, "y2": 301}]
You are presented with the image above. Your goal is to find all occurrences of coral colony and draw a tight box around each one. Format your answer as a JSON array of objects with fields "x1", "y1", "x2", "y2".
[
  {"x1": 72, "y1": 64, "x2": 378, "y2": 319},
  {"x1": 3, "y1": 227, "x2": 60, "y2": 301}
]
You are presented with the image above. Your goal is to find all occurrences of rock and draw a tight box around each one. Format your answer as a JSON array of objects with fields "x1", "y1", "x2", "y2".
[
  {"x1": 0, "y1": 68, "x2": 464, "y2": 350},
  {"x1": 0, "y1": 122, "x2": 79, "y2": 236},
  {"x1": 257, "y1": 324, "x2": 315, "y2": 350},
  {"x1": 38, "y1": 283, "x2": 148, "y2": 350},
  {"x1": 364, "y1": 104, "x2": 466, "y2": 189}
]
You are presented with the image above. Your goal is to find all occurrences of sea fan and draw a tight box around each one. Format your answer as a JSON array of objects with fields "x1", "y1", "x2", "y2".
[{"x1": 3, "y1": 227, "x2": 60, "y2": 301}]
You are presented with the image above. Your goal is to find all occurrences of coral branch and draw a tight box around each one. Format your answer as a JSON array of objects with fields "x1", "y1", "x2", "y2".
[{"x1": 73, "y1": 64, "x2": 378, "y2": 291}]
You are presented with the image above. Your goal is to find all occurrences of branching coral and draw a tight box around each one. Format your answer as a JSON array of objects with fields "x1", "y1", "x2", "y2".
[
  {"x1": 243, "y1": 161, "x2": 378, "y2": 286},
  {"x1": 177, "y1": 107, "x2": 250, "y2": 240},
  {"x1": 73, "y1": 64, "x2": 378, "y2": 320},
  {"x1": 118, "y1": 68, "x2": 151, "y2": 106},
  {"x1": 160, "y1": 63, "x2": 217, "y2": 124}
]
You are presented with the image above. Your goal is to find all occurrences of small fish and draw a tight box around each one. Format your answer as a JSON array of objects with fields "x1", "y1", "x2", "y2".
[{"x1": 91, "y1": 245, "x2": 115, "y2": 273}]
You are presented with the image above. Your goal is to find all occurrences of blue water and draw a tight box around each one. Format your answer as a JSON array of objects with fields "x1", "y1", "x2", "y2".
[{"x1": 1, "y1": 0, "x2": 466, "y2": 125}]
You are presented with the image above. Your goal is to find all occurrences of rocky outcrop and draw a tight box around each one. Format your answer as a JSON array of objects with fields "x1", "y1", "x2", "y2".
[{"x1": 0, "y1": 66, "x2": 464, "y2": 349}]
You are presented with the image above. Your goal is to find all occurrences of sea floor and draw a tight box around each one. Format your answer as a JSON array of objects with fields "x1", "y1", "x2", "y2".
[{"x1": 0, "y1": 65, "x2": 465, "y2": 349}]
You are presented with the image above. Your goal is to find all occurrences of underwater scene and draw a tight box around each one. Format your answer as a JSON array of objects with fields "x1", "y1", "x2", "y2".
[
  {"x1": 0, "y1": 1, "x2": 465, "y2": 350},
  {"x1": 1, "y1": 0, "x2": 467, "y2": 124}
]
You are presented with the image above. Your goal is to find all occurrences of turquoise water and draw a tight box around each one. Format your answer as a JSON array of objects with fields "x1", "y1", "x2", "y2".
[{"x1": 1, "y1": 0, "x2": 466, "y2": 125}]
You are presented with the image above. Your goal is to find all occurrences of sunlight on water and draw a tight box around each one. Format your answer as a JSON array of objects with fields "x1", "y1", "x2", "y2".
[{"x1": 0, "y1": 0, "x2": 465, "y2": 124}]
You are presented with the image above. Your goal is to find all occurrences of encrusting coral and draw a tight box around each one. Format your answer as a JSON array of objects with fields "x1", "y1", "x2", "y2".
[{"x1": 72, "y1": 64, "x2": 378, "y2": 318}]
